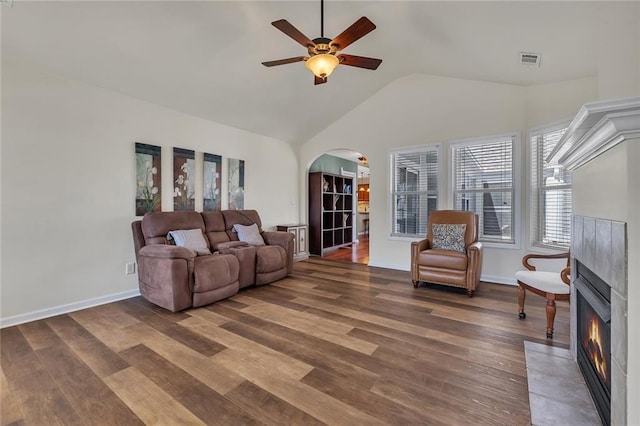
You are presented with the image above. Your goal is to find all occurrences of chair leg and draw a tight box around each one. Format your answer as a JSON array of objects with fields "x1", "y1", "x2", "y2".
[
  {"x1": 466, "y1": 289, "x2": 474, "y2": 298},
  {"x1": 412, "y1": 280, "x2": 419, "y2": 288},
  {"x1": 517, "y1": 285, "x2": 526, "y2": 319},
  {"x1": 546, "y1": 298, "x2": 556, "y2": 339}
]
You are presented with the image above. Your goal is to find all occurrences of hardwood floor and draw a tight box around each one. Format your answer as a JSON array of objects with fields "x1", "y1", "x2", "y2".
[
  {"x1": 1, "y1": 258, "x2": 569, "y2": 425},
  {"x1": 322, "y1": 236, "x2": 369, "y2": 264}
]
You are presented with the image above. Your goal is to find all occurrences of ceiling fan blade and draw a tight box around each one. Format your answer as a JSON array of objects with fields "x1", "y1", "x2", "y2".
[
  {"x1": 262, "y1": 56, "x2": 307, "y2": 67},
  {"x1": 314, "y1": 75, "x2": 327, "y2": 85},
  {"x1": 330, "y1": 17, "x2": 376, "y2": 50},
  {"x1": 271, "y1": 19, "x2": 315, "y2": 48},
  {"x1": 338, "y1": 54, "x2": 382, "y2": 70}
]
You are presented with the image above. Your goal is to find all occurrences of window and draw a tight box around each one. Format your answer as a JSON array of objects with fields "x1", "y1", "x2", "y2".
[
  {"x1": 451, "y1": 134, "x2": 517, "y2": 244},
  {"x1": 391, "y1": 146, "x2": 439, "y2": 237},
  {"x1": 530, "y1": 124, "x2": 571, "y2": 248}
]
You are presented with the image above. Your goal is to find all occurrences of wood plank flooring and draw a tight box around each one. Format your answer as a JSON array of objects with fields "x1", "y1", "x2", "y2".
[
  {"x1": 322, "y1": 236, "x2": 369, "y2": 264},
  {"x1": 1, "y1": 258, "x2": 570, "y2": 425}
]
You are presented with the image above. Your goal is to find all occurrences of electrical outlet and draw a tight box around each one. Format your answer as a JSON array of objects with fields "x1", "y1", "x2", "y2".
[{"x1": 125, "y1": 262, "x2": 136, "y2": 275}]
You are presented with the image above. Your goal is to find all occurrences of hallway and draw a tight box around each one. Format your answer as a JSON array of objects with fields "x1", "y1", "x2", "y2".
[{"x1": 322, "y1": 236, "x2": 369, "y2": 264}]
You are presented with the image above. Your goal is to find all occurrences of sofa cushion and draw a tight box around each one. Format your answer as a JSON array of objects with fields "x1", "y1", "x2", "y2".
[
  {"x1": 142, "y1": 211, "x2": 205, "y2": 245},
  {"x1": 255, "y1": 245, "x2": 287, "y2": 273},
  {"x1": 168, "y1": 229, "x2": 211, "y2": 255},
  {"x1": 193, "y1": 254, "x2": 239, "y2": 293},
  {"x1": 201, "y1": 211, "x2": 231, "y2": 249},
  {"x1": 431, "y1": 224, "x2": 467, "y2": 253},
  {"x1": 233, "y1": 223, "x2": 265, "y2": 246}
]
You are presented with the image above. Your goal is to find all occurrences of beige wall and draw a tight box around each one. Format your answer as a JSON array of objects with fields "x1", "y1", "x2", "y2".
[
  {"x1": 1, "y1": 63, "x2": 299, "y2": 325},
  {"x1": 300, "y1": 73, "x2": 597, "y2": 283},
  {"x1": 596, "y1": 2, "x2": 640, "y2": 99}
]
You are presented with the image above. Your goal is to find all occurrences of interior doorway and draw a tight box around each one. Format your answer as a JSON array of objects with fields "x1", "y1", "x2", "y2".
[{"x1": 307, "y1": 149, "x2": 369, "y2": 265}]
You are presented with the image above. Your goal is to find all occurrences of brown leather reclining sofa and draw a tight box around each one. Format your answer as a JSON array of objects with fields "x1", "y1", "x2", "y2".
[{"x1": 131, "y1": 210, "x2": 294, "y2": 312}]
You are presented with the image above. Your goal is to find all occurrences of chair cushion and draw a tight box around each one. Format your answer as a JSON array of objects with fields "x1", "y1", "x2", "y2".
[
  {"x1": 418, "y1": 249, "x2": 468, "y2": 271},
  {"x1": 515, "y1": 270, "x2": 570, "y2": 294},
  {"x1": 431, "y1": 224, "x2": 467, "y2": 253}
]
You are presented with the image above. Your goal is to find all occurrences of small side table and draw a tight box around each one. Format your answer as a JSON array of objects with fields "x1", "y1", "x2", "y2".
[{"x1": 276, "y1": 224, "x2": 309, "y2": 261}]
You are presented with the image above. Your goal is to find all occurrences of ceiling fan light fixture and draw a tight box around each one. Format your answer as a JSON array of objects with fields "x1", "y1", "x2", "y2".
[{"x1": 305, "y1": 54, "x2": 339, "y2": 78}]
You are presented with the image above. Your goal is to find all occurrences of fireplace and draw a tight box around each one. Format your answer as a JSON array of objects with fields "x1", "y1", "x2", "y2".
[
  {"x1": 575, "y1": 260, "x2": 611, "y2": 425},
  {"x1": 548, "y1": 97, "x2": 638, "y2": 425}
]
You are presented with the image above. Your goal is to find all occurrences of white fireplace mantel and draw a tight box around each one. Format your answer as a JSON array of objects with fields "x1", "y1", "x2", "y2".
[{"x1": 547, "y1": 97, "x2": 640, "y2": 170}]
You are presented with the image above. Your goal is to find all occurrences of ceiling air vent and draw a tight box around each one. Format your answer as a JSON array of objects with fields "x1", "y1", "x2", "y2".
[{"x1": 519, "y1": 52, "x2": 541, "y2": 67}]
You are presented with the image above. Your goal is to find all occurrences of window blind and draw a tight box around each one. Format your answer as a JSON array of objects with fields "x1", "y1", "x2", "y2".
[
  {"x1": 391, "y1": 147, "x2": 439, "y2": 237},
  {"x1": 530, "y1": 127, "x2": 571, "y2": 247},
  {"x1": 452, "y1": 136, "x2": 515, "y2": 243}
]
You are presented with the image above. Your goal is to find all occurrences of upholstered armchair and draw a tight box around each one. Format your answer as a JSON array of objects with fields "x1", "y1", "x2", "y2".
[{"x1": 411, "y1": 210, "x2": 483, "y2": 297}]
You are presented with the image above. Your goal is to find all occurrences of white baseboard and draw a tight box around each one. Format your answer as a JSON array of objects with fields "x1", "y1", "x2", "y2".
[
  {"x1": 481, "y1": 275, "x2": 517, "y2": 286},
  {"x1": 0, "y1": 288, "x2": 141, "y2": 329},
  {"x1": 367, "y1": 260, "x2": 410, "y2": 271},
  {"x1": 366, "y1": 261, "x2": 516, "y2": 286}
]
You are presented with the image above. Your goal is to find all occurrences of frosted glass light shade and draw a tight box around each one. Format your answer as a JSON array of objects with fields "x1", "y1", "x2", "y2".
[{"x1": 305, "y1": 54, "x2": 339, "y2": 78}]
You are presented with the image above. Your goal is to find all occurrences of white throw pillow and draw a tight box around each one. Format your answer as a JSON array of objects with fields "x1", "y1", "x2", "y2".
[
  {"x1": 233, "y1": 223, "x2": 265, "y2": 246},
  {"x1": 167, "y1": 229, "x2": 211, "y2": 255}
]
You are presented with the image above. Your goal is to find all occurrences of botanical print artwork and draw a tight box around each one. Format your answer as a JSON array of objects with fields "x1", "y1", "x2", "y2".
[
  {"x1": 228, "y1": 158, "x2": 245, "y2": 210},
  {"x1": 173, "y1": 148, "x2": 195, "y2": 211},
  {"x1": 135, "y1": 142, "x2": 161, "y2": 216},
  {"x1": 203, "y1": 153, "x2": 222, "y2": 211}
]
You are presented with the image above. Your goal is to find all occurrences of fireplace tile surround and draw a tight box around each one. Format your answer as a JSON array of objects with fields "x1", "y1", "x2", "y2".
[{"x1": 571, "y1": 215, "x2": 627, "y2": 425}]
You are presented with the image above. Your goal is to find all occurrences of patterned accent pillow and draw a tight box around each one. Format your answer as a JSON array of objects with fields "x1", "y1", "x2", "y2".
[
  {"x1": 431, "y1": 224, "x2": 467, "y2": 253},
  {"x1": 233, "y1": 223, "x2": 265, "y2": 246},
  {"x1": 167, "y1": 229, "x2": 211, "y2": 255}
]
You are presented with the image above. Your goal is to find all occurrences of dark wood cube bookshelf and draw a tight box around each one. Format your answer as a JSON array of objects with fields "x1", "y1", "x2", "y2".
[{"x1": 309, "y1": 172, "x2": 354, "y2": 256}]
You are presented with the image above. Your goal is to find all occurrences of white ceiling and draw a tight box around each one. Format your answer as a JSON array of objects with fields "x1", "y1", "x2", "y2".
[{"x1": 2, "y1": 1, "x2": 602, "y2": 145}]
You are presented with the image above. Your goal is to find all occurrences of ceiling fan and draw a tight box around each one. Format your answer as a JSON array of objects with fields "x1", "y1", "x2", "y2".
[{"x1": 262, "y1": 0, "x2": 382, "y2": 85}]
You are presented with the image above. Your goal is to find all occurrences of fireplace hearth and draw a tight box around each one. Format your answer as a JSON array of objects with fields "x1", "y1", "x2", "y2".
[{"x1": 576, "y1": 261, "x2": 611, "y2": 425}]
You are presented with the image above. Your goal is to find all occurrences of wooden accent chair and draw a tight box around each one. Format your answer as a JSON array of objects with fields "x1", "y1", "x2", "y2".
[
  {"x1": 515, "y1": 252, "x2": 570, "y2": 339},
  {"x1": 411, "y1": 210, "x2": 483, "y2": 297}
]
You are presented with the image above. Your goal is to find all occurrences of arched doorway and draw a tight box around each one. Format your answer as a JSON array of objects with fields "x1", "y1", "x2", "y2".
[{"x1": 307, "y1": 149, "x2": 369, "y2": 265}]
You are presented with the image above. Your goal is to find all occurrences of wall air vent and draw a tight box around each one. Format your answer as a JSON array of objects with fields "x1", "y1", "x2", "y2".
[{"x1": 519, "y1": 52, "x2": 541, "y2": 67}]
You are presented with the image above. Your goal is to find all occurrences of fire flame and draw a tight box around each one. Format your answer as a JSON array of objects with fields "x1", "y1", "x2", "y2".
[{"x1": 586, "y1": 317, "x2": 607, "y2": 383}]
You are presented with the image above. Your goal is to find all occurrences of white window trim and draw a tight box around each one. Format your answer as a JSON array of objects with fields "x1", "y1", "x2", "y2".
[
  {"x1": 388, "y1": 143, "x2": 442, "y2": 240},
  {"x1": 448, "y1": 132, "x2": 522, "y2": 250},
  {"x1": 527, "y1": 119, "x2": 572, "y2": 252}
]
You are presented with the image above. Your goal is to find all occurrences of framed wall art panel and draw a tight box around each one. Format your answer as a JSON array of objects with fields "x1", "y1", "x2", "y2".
[
  {"x1": 203, "y1": 153, "x2": 222, "y2": 211},
  {"x1": 228, "y1": 158, "x2": 244, "y2": 210},
  {"x1": 173, "y1": 148, "x2": 195, "y2": 211},
  {"x1": 135, "y1": 142, "x2": 161, "y2": 216}
]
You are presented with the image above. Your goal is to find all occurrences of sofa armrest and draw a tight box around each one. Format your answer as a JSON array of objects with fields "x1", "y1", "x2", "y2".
[
  {"x1": 262, "y1": 231, "x2": 295, "y2": 274},
  {"x1": 138, "y1": 244, "x2": 196, "y2": 260},
  {"x1": 136, "y1": 245, "x2": 195, "y2": 312},
  {"x1": 262, "y1": 231, "x2": 294, "y2": 246},
  {"x1": 410, "y1": 239, "x2": 430, "y2": 281}
]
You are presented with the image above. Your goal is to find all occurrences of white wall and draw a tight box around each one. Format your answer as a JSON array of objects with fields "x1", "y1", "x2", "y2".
[
  {"x1": 300, "y1": 73, "x2": 597, "y2": 283},
  {"x1": 1, "y1": 63, "x2": 299, "y2": 326}
]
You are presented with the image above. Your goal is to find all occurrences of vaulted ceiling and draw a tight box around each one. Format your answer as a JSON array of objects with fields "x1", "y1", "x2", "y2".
[{"x1": 2, "y1": 1, "x2": 605, "y2": 144}]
